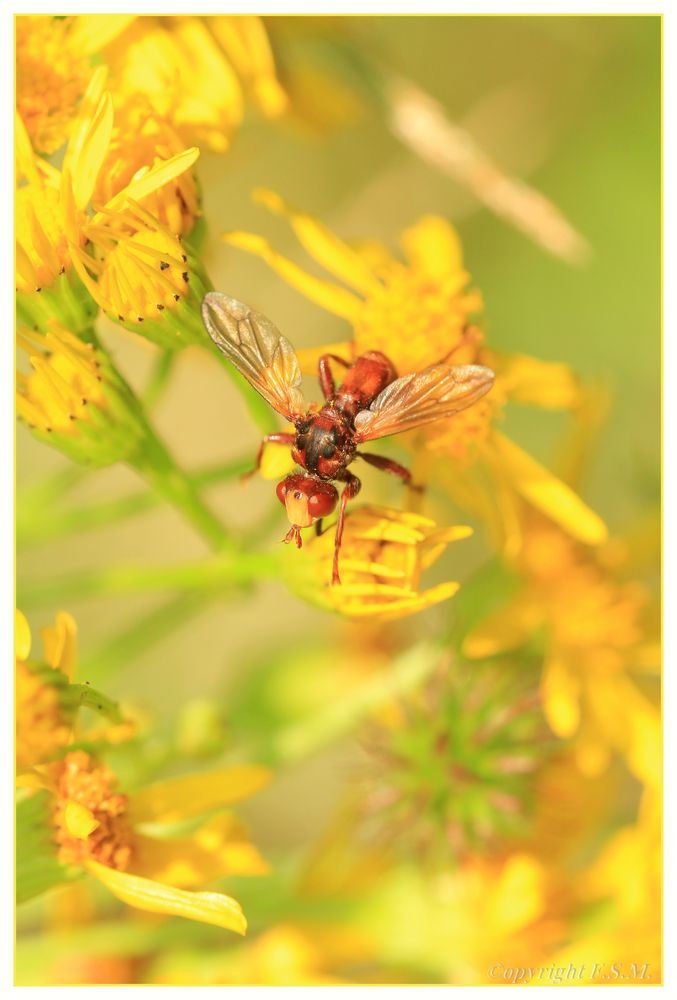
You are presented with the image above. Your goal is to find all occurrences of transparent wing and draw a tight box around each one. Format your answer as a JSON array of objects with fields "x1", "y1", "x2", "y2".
[
  {"x1": 353, "y1": 363, "x2": 495, "y2": 443},
  {"x1": 201, "y1": 292, "x2": 305, "y2": 422}
]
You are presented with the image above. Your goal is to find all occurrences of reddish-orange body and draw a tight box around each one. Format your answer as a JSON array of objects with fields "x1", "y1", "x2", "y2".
[
  {"x1": 201, "y1": 291, "x2": 495, "y2": 585},
  {"x1": 291, "y1": 351, "x2": 397, "y2": 481}
]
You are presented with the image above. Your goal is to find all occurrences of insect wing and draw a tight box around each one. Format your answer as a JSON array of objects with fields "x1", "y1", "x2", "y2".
[
  {"x1": 201, "y1": 292, "x2": 305, "y2": 422},
  {"x1": 353, "y1": 363, "x2": 495, "y2": 442}
]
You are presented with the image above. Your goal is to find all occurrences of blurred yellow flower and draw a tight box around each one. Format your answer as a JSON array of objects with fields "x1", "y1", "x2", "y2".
[
  {"x1": 464, "y1": 514, "x2": 659, "y2": 785},
  {"x1": 284, "y1": 505, "x2": 472, "y2": 620},
  {"x1": 550, "y1": 790, "x2": 661, "y2": 982},
  {"x1": 81, "y1": 15, "x2": 287, "y2": 153},
  {"x1": 151, "y1": 923, "x2": 374, "y2": 985},
  {"x1": 358, "y1": 851, "x2": 569, "y2": 984},
  {"x1": 15, "y1": 610, "x2": 75, "y2": 771},
  {"x1": 223, "y1": 191, "x2": 606, "y2": 548},
  {"x1": 47, "y1": 749, "x2": 270, "y2": 934},
  {"x1": 16, "y1": 610, "x2": 137, "y2": 778},
  {"x1": 16, "y1": 15, "x2": 91, "y2": 154},
  {"x1": 16, "y1": 324, "x2": 148, "y2": 466}
]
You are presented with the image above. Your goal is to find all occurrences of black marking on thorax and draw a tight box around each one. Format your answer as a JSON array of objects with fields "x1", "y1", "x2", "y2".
[{"x1": 301, "y1": 423, "x2": 338, "y2": 472}]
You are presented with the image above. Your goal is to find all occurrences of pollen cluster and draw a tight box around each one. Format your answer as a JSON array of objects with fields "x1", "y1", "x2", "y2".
[
  {"x1": 353, "y1": 265, "x2": 483, "y2": 375},
  {"x1": 52, "y1": 751, "x2": 133, "y2": 871}
]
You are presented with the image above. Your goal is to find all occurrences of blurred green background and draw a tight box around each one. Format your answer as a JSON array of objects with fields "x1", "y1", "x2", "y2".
[{"x1": 17, "y1": 14, "x2": 660, "y2": 862}]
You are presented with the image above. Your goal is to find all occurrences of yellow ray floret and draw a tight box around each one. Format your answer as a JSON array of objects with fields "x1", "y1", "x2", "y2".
[{"x1": 284, "y1": 505, "x2": 472, "y2": 621}]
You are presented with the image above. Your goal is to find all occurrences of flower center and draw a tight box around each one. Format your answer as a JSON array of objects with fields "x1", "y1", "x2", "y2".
[
  {"x1": 16, "y1": 16, "x2": 90, "y2": 155},
  {"x1": 52, "y1": 751, "x2": 133, "y2": 871},
  {"x1": 354, "y1": 265, "x2": 483, "y2": 375}
]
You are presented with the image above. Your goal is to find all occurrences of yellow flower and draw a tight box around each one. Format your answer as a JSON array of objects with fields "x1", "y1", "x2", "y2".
[
  {"x1": 70, "y1": 197, "x2": 210, "y2": 346},
  {"x1": 16, "y1": 610, "x2": 135, "y2": 777},
  {"x1": 357, "y1": 852, "x2": 569, "y2": 984},
  {"x1": 263, "y1": 18, "x2": 366, "y2": 134},
  {"x1": 15, "y1": 15, "x2": 91, "y2": 154},
  {"x1": 16, "y1": 324, "x2": 149, "y2": 466},
  {"x1": 222, "y1": 191, "x2": 606, "y2": 548},
  {"x1": 284, "y1": 504, "x2": 472, "y2": 620},
  {"x1": 151, "y1": 923, "x2": 374, "y2": 985},
  {"x1": 549, "y1": 790, "x2": 661, "y2": 982},
  {"x1": 464, "y1": 513, "x2": 659, "y2": 785},
  {"x1": 91, "y1": 95, "x2": 202, "y2": 236},
  {"x1": 85, "y1": 15, "x2": 286, "y2": 153},
  {"x1": 15, "y1": 610, "x2": 75, "y2": 771},
  {"x1": 46, "y1": 749, "x2": 270, "y2": 934},
  {"x1": 16, "y1": 67, "x2": 201, "y2": 338}
]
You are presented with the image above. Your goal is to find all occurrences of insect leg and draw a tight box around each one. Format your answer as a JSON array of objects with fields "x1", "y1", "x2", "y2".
[
  {"x1": 356, "y1": 451, "x2": 424, "y2": 492},
  {"x1": 332, "y1": 473, "x2": 361, "y2": 586},
  {"x1": 318, "y1": 354, "x2": 351, "y2": 400},
  {"x1": 437, "y1": 324, "x2": 483, "y2": 363},
  {"x1": 242, "y1": 433, "x2": 296, "y2": 481}
]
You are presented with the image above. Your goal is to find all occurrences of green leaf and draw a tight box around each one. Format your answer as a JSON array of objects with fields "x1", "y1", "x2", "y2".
[{"x1": 16, "y1": 792, "x2": 77, "y2": 905}]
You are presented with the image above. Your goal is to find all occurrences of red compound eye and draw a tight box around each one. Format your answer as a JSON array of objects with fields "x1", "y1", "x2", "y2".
[{"x1": 308, "y1": 485, "x2": 338, "y2": 519}]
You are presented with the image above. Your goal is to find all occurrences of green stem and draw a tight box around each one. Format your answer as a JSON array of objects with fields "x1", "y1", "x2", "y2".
[
  {"x1": 17, "y1": 455, "x2": 252, "y2": 548},
  {"x1": 142, "y1": 350, "x2": 176, "y2": 410},
  {"x1": 17, "y1": 550, "x2": 278, "y2": 607},
  {"x1": 132, "y1": 431, "x2": 232, "y2": 552}
]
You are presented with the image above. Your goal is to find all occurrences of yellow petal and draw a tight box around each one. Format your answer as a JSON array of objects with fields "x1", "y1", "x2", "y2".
[
  {"x1": 63, "y1": 73, "x2": 114, "y2": 211},
  {"x1": 86, "y1": 859, "x2": 247, "y2": 934},
  {"x1": 131, "y1": 815, "x2": 269, "y2": 888},
  {"x1": 209, "y1": 17, "x2": 288, "y2": 117},
  {"x1": 128, "y1": 765, "x2": 270, "y2": 825},
  {"x1": 15, "y1": 113, "x2": 39, "y2": 185},
  {"x1": 400, "y1": 215, "x2": 464, "y2": 281},
  {"x1": 541, "y1": 653, "x2": 580, "y2": 738},
  {"x1": 40, "y1": 611, "x2": 77, "y2": 679},
  {"x1": 222, "y1": 232, "x2": 362, "y2": 322},
  {"x1": 16, "y1": 767, "x2": 54, "y2": 792},
  {"x1": 490, "y1": 854, "x2": 545, "y2": 934},
  {"x1": 64, "y1": 801, "x2": 100, "y2": 840},
  {"x1": 463, "y1": 597, "x2": 544, "y2": 659},
  {"x1": 69, "y1": 14, "x2": 136, "y2": 53},
  {"x1": 15, "y1": 610, "x2": 31, "y2": 661},
  {"x1": 488, "y1": 350, "x2": 581, "y2": 409},
  {"x1": 490, "y1": 431, "x2": 608, "y2": 545},
  {"x1": 254, "y1": 188, "x2": 380, "y2": 296},
  {"x1": 102, "y1": 147, "x2": 200, "y2": 214},
  {"x1": 333, "y1": 581, "x2": 460, "y2": 621},
  {"x1": 260, "y1": 440, "x2": 296, "y2": 480}
]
